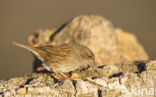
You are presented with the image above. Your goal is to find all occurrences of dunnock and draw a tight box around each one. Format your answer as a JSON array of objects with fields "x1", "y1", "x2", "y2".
[{"x1": 11, "y1": 42, "x2": 95, "y2": 79}]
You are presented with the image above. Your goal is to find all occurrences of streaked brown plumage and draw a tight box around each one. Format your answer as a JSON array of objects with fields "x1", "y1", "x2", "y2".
[{"x1": 11, "y1": 42, "x2": 95, "y2": 74}]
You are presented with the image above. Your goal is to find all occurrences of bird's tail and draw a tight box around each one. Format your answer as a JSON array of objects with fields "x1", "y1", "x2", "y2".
[{"x1": 11, "y1": 42, "x2": 44, "y2": 61}]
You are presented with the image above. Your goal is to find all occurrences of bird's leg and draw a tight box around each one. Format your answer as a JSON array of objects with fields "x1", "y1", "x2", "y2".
[
  {"x1": 53, "y1": 71, "x2": 70, "y2": 80},
  {"x1": 42, "y1": 63, "x2": 68, "y2": 79},
  {"x1": 52, "y1": 71, "x2": 79, "y2": 81}
]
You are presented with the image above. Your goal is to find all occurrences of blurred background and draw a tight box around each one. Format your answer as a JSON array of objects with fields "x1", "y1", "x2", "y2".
[{"x1": 0, "y1": 0, "x2": 156, "y2": 79}]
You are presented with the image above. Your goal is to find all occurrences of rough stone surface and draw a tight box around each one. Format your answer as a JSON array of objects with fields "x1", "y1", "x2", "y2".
[
  {"x1": 28, "y1": 15, "x2": 148, "y2": 65},
  {"x1": 0, "y1": 61, "x2": 155, "y2": 97}
]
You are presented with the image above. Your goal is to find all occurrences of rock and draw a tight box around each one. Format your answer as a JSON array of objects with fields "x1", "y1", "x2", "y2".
[
  {"x1": 28, "y1": 15, "x2": 148, "y2": 65},
  {"x1": 0, "y1": 61, "x2": 155, "y2": 97}
]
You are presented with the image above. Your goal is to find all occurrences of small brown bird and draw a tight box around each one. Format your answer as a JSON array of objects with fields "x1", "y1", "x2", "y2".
[{"x1": 11, "y1": 42, "x2": 95, "y2": 80}]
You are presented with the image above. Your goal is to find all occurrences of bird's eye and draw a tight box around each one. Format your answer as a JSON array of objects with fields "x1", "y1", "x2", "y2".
[{"x1": 88, "y1": 56, "x2": 92, "y2": 59}]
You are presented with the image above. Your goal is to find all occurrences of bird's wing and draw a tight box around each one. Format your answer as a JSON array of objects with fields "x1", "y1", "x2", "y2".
[{"x1": 36, "y1": 44, "x2": 79, "y2": 65}]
